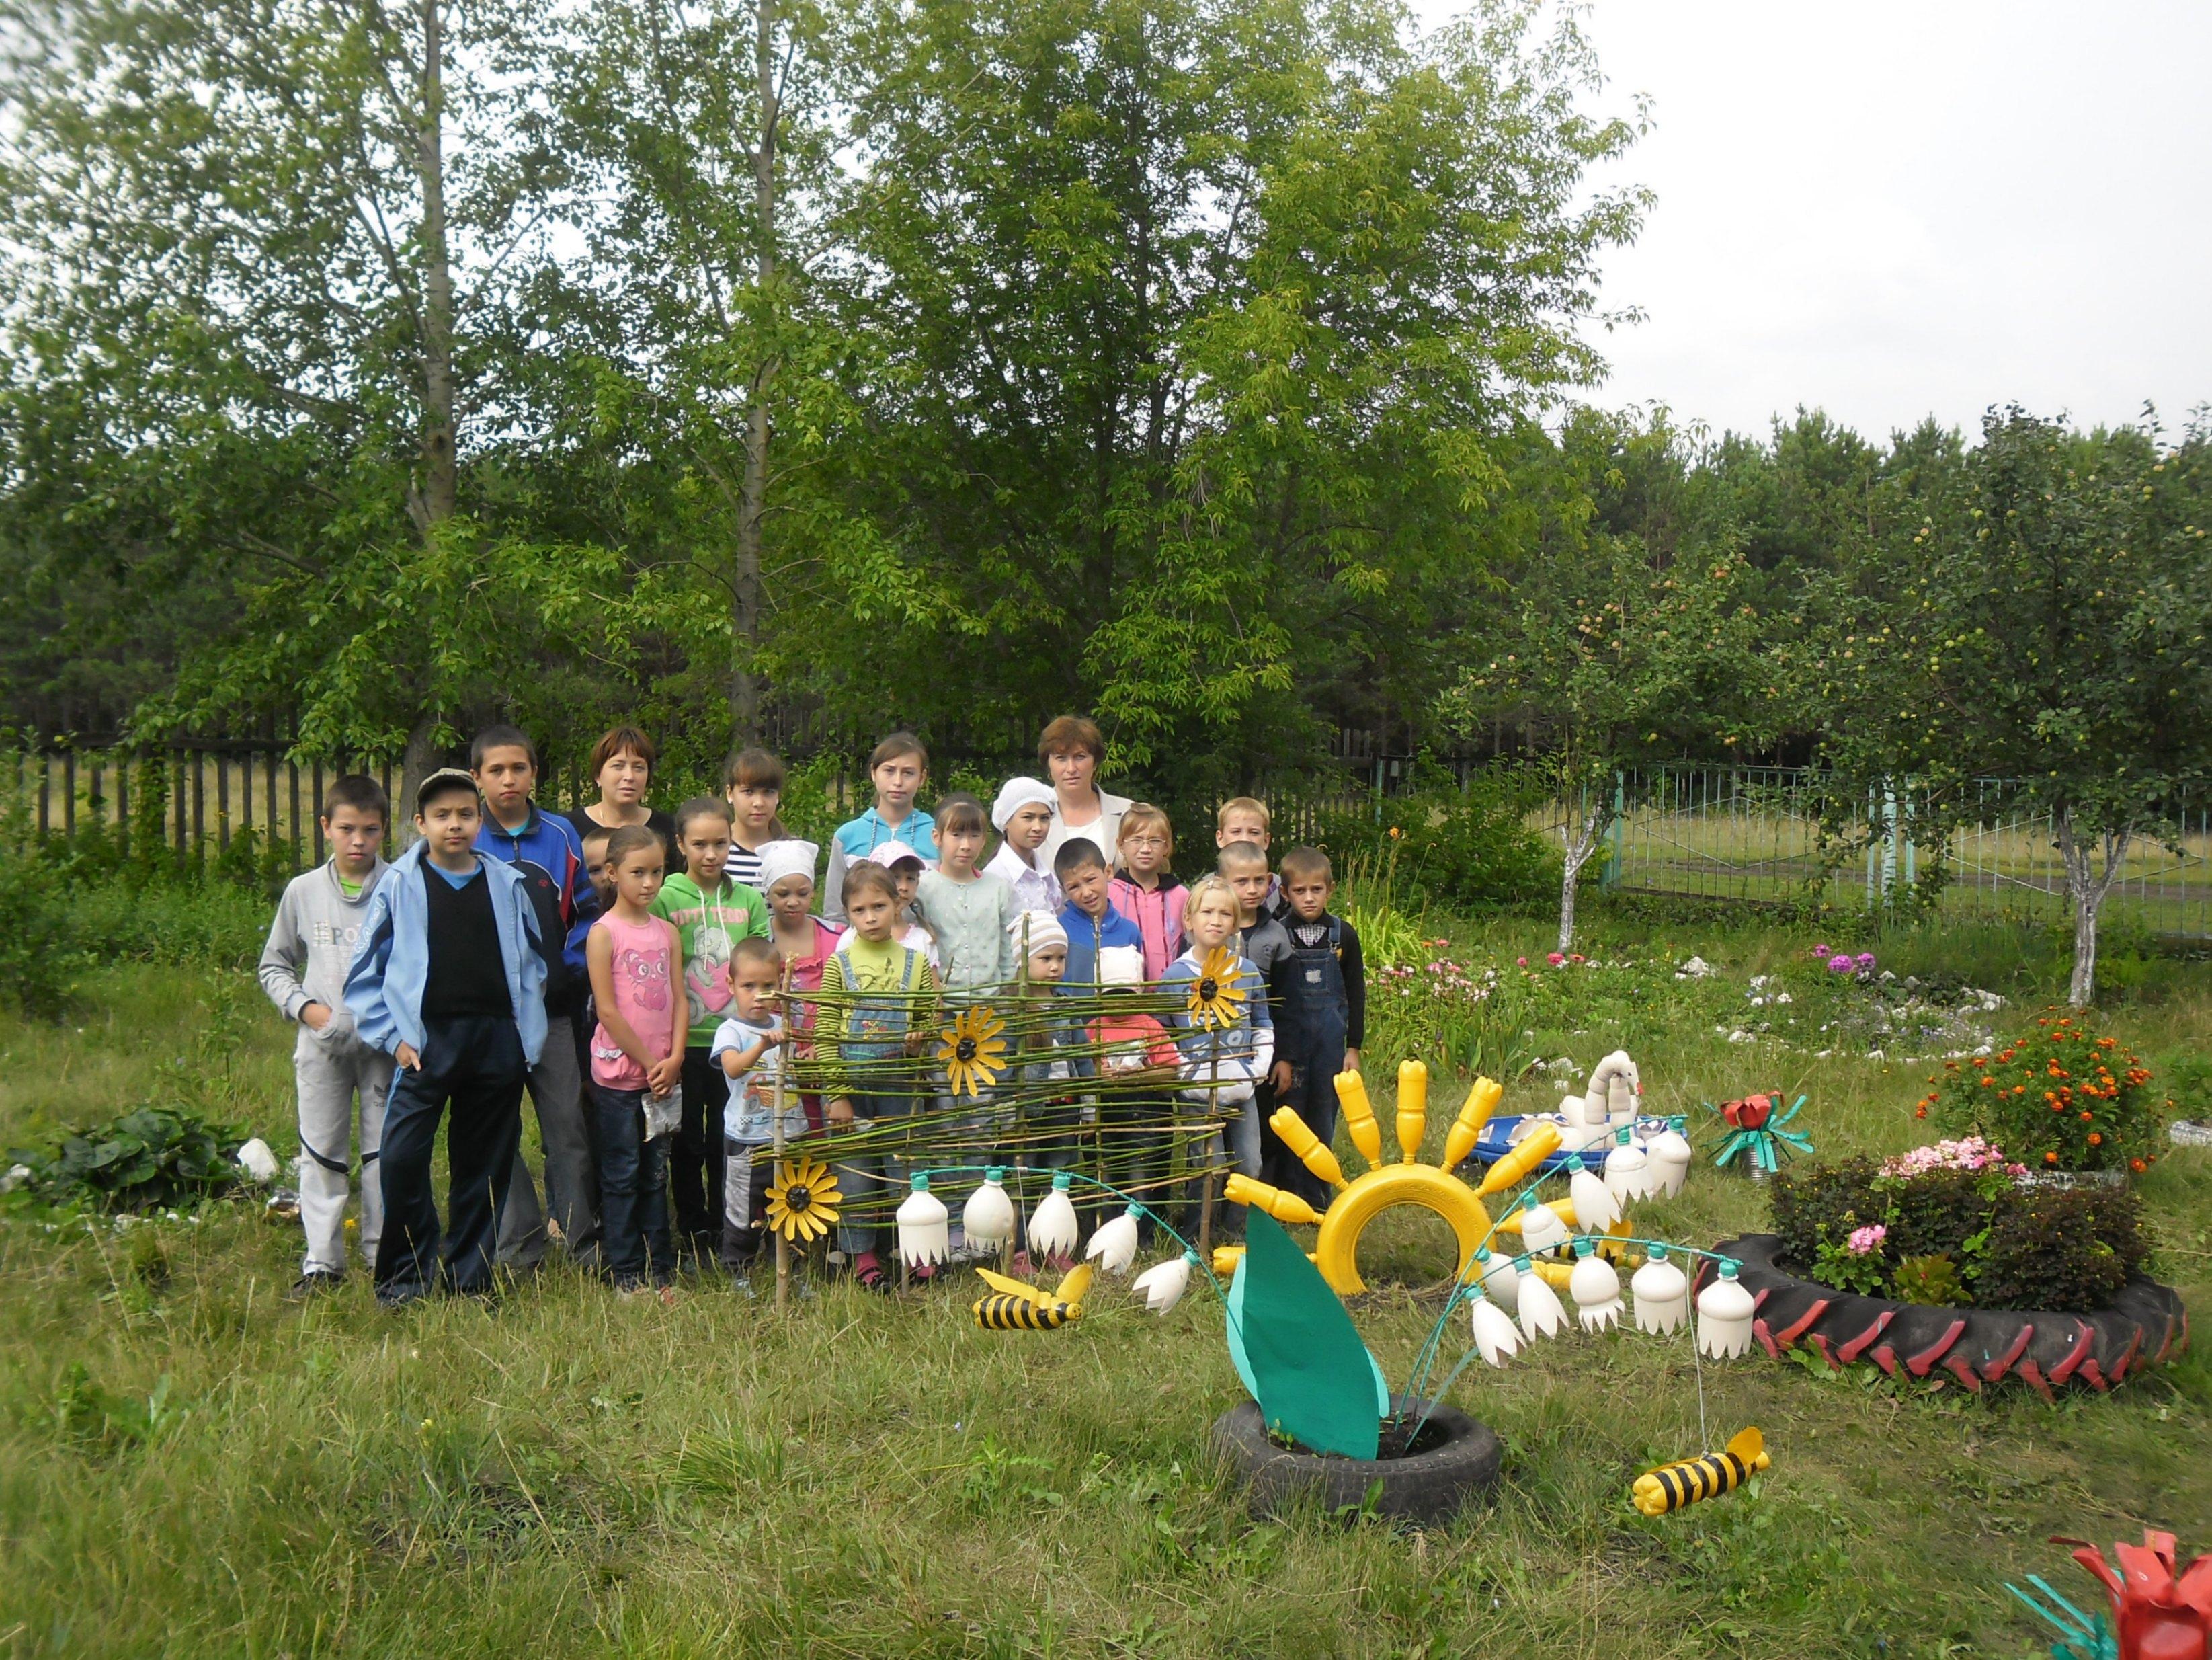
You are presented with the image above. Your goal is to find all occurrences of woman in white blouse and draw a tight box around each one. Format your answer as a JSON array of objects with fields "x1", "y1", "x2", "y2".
[{"x1": 1035, "y1": 713, "x2": 1133, "y2": 869}]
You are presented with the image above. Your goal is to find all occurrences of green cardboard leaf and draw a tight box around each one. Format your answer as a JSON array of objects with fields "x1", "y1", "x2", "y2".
[
  {"x1": 1225, "y1": 1257, "x2": 1389, "y2": 1417},
  {"x1": 1233, "y1": 1212, "x2": 1381, "y2": 1460}
]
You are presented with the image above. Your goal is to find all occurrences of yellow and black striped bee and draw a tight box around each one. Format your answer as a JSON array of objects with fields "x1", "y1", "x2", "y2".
[
  {"x1": 971, "y1": 1263, "x2": 1093, "y2": 1331},
  {"x1": 1631, "y1": 1427, "x2": 1770, "y2": 1516}
]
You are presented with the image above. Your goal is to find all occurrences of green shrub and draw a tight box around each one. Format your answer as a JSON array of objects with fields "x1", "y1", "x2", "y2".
[
  {"x1": 7, "y1": 1104, "x2": 247, "y2": 1211},
  {"x1": 1768, "y1": 1155, "x2": 2152, "y2": 1313},
  {"x1": 1314, "y1": 766, "x2": 1556, "y2": 912},
  {"x1": 1975, "y1": 1188, "x2": 2149, "y2": 1313},
  {"x1": 1890, "y1": 1255, "x2": 1965, "y2": 1306},
  {"x1": 1918, "y1": 1010, "x2": 2168, "y2": 1173},
  {"x1": 0, "y1": 845, "x2": 96, "y2": 1017}
]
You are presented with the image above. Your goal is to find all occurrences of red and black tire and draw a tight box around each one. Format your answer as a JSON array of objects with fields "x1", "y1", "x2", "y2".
[{"x1": 1700, "y1": 1234, "x2": 2190, "y2": 1399}]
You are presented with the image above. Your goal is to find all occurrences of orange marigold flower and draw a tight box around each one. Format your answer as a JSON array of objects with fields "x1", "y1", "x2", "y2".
[
  {"x1": 1915, "y1": 1105, "x2": 1928, "y2": 1119},
  {"x1": 2131, "y1": 1158, "x2": 2148, "y2": 1173},
  {"x1": 2079, "y1": 1111, "x2": 2093, "y2": 1122},
  {"x1": 2088, "y1": 1132, "x2": 2102, "y2": 1146},
  {"x1": 2044, "y1": 1150, "x2": 2059, "y2": 1164}
]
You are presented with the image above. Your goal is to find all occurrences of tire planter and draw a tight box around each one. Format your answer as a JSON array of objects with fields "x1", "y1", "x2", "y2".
[
  {"x1": 1703, "y1": 1233, "x2": 2190, "y2": 1400},
  {"x1": 1210, "y1": 1394, "x2": 1502, "y2": 1525}
]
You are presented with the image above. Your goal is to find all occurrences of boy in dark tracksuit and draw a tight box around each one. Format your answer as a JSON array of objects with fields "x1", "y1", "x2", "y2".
[
  {"x1": 345, "y1": 769, "x2": 548, "y2": 1306},
  {"x1": 1264, "y1": 847, "x2": 1366, "y2": 1212}
]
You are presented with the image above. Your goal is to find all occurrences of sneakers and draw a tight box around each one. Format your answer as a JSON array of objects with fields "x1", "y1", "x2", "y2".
[
  {"x1": 850, "y1": 1253, "x2": 895, "y2": 1295},
  {"x1": 286, "y1": 1269, "x2": 343, "y2": 1302}
]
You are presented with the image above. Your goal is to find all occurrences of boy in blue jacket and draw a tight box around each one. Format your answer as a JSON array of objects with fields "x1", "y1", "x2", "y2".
[
  {"x1": 346, "y1": 768, "x2": 548, "y2": 1306},
  {"x1": 470, "y1": 725, "x2": 602, "y2": 1273}
]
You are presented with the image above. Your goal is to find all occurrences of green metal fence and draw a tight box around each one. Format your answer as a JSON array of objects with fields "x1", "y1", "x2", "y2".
[{"x1": 1575, "y1": 765, "x2": 2212, "y2": 939}]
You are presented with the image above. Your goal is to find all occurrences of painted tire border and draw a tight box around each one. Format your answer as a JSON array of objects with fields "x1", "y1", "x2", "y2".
[{"x1": 1703, "y1": 1233, "x2": 2190, "y2": 1399}]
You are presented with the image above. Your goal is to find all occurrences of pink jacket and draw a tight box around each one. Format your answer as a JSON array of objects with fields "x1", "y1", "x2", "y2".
[{"x1": 1109, "y1": 874, "x2": 1188, "y2": 981}]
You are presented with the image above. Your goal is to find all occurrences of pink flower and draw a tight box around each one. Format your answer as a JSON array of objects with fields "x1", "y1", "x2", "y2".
[
  {"x1": 1826, "y1": 954, "x2": 1855, "y2": 974},
  {"x1": 1516, "y1": 957, "x2": 1528, "y2": 967},
  {"x1": 1854, "y1": 952, "x2": 1877, "y2": 972},
  {"x1": 1811, "y1": 943, "x2": 1830, "y2": 956},
  {"x1": 1846, "y1": 1224, "x2": 1887, "y2": 1256},
  {"x1": 1569, "y1": 953, "x2": 1586, "y2": 964},
  {"x1": 1546, "y1": 952, "x2": 1565, "y2": 966}
]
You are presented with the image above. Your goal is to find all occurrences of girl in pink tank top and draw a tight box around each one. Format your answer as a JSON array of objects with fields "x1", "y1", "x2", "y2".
[
  {"x1": 586, "y1": 828, "x2": 686, "y2": 1292},
  {"x1": 591, "y1": 910, "x2": 681, "y2": 1088}
]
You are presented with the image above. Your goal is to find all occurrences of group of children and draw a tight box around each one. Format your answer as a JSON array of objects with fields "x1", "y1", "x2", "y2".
[{"x1": 258, "y1": 720, "x2": 1365, "y2": 1307}]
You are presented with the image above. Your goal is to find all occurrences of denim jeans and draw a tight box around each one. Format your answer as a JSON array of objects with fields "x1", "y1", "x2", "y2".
[
  {"x1": 374, "y1": 1015, "x2": 527, "y2": 1304},
  {"x1": 589, "y1": 1082, "x2": 675, "y2": 1288}
]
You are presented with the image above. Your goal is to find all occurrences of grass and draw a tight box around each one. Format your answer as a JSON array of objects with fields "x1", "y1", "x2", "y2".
[{"x1": 1, "y1": 894, "x2": 2209, "y2": 1658}]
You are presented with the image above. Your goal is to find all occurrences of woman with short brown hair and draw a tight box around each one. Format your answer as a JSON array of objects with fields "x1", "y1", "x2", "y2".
[
  {"x1": 1036, "y1": 714, "x2": 1133, "y2": 869},
  {"x1": 565, "y1": 725, "x2": 678, "y2": 861}
]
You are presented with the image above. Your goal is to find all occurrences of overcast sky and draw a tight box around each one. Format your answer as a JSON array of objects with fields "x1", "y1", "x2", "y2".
[{"x1": 1444, "y1": 1, "x2": 2212, "y2": 444}]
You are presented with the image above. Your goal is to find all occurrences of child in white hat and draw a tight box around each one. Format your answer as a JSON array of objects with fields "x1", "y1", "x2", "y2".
[{"x1": 985, "y1": 776, "x2": 1062, "y2": 916}]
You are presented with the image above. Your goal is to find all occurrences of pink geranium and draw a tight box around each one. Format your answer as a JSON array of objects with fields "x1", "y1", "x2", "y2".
[{"x1": 1846, "y1": 1224, "x2": 1887, "y2": 1256}]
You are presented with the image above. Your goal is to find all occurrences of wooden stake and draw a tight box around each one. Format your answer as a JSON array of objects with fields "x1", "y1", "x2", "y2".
[{"x1": 772, "y1": 957, "x2": 792, "y2": 1310}]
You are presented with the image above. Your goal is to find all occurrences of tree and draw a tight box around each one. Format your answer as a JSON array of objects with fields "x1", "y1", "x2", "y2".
[
  {"x1": 1439, "y1": 411, "x2": 1772, "y2": 951},
  {"x1": 1818, "y1": 409, "x2": 2212, "y2": 1006},
  {"x1": 0, "y1": 0, "x2": 598, "y2": 797},
  {"x1": 816, "y1": 0, "x2": 1645, "y2": 770}
]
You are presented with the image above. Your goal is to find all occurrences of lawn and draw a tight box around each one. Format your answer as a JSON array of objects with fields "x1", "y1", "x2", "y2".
[{"x1": 1, "y1": 894, "x2": 2208, "y2": 1658}]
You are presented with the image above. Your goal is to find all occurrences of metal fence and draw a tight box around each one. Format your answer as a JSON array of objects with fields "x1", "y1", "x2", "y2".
[
  {"x1": 1583, "y1": 765, "x2": 2212, "y2": 939},
  {"x1": 12, "y1": 739, "x2": 2208, "y2": 939}
]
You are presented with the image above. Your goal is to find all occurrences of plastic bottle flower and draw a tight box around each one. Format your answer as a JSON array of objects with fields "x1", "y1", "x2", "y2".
[
  {"x1": 1132, "y1": 1251, "x2": 1196, "y2": 1314},
  {"x1": 1569, "y1": 1238, "x2": 1624, "y2": 1332},
  {"x1": 1027, "y1": 1170, "x2": 1081, "y2": 1259},
  {"x1": 1085, "y1": 1205, "x2": 1142, "y2": 1274},
  {"x1": 1630, "y1": 1244, "x2": 1689, "y2": 1335},
  {"x1": 962, "y1": 1168, "x2": 1016, "y2": 1249},
  {"x1": 765, "y1": 1158, "x2": 842, "y2": 1243},
  {"x1": 936, "y1": 1006, "x2": 1008, "y2": 1099},
  {"x1": 1515, "y1": 1254, "x2": 1568, "y2": 1341},
  {"x1": 1184, "y1": 947, "x2": 1247, "y2": 1031},
  {"x1": 896, "y1": 1173, "x2": 950, "y2": 1267},
  {"x1": 1470, "y1": 1288, "x2": 1524, "y2": 1367}
]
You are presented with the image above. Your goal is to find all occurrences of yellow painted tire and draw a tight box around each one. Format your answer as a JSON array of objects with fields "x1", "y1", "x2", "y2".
[{"x1": 1311, "y1": 1163, "x2": 1493, "y2": 1296}]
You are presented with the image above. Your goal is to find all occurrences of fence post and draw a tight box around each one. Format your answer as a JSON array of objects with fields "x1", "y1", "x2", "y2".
[
  {"x1": 63, "y1": 748, "x2": 77, "y2": 838},
  {"x1": 1602, "y1": 768, "x2": 1625, "y2": 890},
  {"x1": 1879, "y1": 778, "x2": 1899, "y2": 903}
]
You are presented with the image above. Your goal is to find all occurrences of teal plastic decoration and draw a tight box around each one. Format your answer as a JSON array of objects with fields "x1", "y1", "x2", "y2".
[
  {"x1": 1225, "y1": 1256, "x2": 1389, "y2": 1418},
  {"x1": 1709, "y1": 1091, "x2": 1814, "y2": 1174},
  {"x1": 1229, "y1": 1213, "x2": 1382, "y2": 1459}
]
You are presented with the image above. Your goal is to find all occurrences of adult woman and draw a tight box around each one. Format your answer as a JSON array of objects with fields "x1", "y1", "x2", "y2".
[
  {"x1": 1036, "y1": 714, "x2": 1133, "y2": 869},
  {"x1": 565, "y1": 725, "x2": 679, "y2": 860}
]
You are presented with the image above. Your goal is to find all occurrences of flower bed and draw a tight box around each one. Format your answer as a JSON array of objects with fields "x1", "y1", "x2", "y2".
[
  {"x1": 1918, "y1": 1011, "x2": 2169, "y2": 1174},
  {"x1": 1768, "y1": 1150, "x2": 2149, "y2": 1312}
]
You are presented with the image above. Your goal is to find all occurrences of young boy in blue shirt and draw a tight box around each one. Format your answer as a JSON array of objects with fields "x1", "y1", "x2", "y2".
[
  {"x1": 1052, "y1": 840, "x2": 1143, "y2": 991},
  {"x1": 345, "y1": 769, "x2": 548, "y2": 1306}
]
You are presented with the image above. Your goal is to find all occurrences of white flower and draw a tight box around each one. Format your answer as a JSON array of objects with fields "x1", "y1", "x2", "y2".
[{"x1": 1132, "y1": 1253, "x2": 1194, "y2": 1314}]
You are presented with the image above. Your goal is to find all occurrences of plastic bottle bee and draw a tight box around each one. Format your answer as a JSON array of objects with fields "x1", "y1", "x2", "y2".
[
  {"x1": 1631, "y1": 1427, "x2": 1770, "y2": 1516},
  {"x1": 971, "y1": 1263, "x2": 1094, "y2": 1331}
]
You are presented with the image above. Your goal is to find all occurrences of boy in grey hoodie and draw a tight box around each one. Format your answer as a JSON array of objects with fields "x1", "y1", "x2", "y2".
[{"x1": 257, "y1": 775, "x2": 394, "y2": 1298}]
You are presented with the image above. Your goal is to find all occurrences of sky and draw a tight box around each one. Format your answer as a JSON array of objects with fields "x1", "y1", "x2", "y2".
[{"x1": 1431, "y1": 1, "x2": 2212, "y2": 444}]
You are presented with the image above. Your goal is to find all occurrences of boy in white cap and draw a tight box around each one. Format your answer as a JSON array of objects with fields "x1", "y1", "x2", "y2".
[
  {"x1": 986, "y1": 776, "x2": 1061, "y2": 915},
  {"x1": 755, "y1": 839, "x2": 836, "y2": 1132}
]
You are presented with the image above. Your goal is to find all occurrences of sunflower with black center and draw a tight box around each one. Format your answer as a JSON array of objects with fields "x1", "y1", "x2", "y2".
[
  {"x1": 764, "y1": 1158, "x2": 841, "y2": 1244},
  {"x1": 1184, "y1": 945, "x2": 1247, "y2": 1030},
  {"x1": 936, "y1": 1005, "x2": 1008, "y2": 1098}
]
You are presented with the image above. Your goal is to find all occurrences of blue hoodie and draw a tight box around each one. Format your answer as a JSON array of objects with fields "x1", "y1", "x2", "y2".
[
  {"x1": 474, "y1": 802, "x2": 597, "y2": 982},
  {"x1": 1057, "y1": 900, "x2": 1144, "y2": 992},
  {"x1": 344, "y1": 842, "x2": 549, "y2": 1065}
]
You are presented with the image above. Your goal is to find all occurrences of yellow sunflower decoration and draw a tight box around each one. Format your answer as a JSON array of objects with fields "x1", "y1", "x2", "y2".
[
  {"x1": 936, "y1": 1005, "x2": 1008, "y2": 1098},
  {"x1": 1184, "y1": 946, "x2": 1247, "y2": 1031},
  {"x1": 764, "y1": 1158, "x2": 842, "y2": 1244}
]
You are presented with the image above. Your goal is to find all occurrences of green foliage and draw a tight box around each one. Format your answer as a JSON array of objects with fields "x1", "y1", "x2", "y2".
[
  {"x1": 1813, "y1": 410, "x2": 2212, "y2": 1004},
  {"x1": 8, "y1": 1104, "x2": 247, "y2": 1212},
  {"x1": 0, "y1": 837, "x2": 96, "y2": 1018},
  {"x1": 44, "y1": 1364, "x2": 184, "y2": 1456},
  {"x1": 1316, "y1": 770, "x2": 1557, "y2": 914},
  {"x1": 1768, "y1": 1155, "x2": 2152, "y2": 1314},
  {"x1": 1975, "y1": 1188, "x2": 2151, "y2": 1314},
  {"x1": 1888, "y1": 1253, "x2": 1965, "y2": 1307},
  {"x1": 1919, "y1": 1011, "x2": 2166, "y2": 1173}
]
